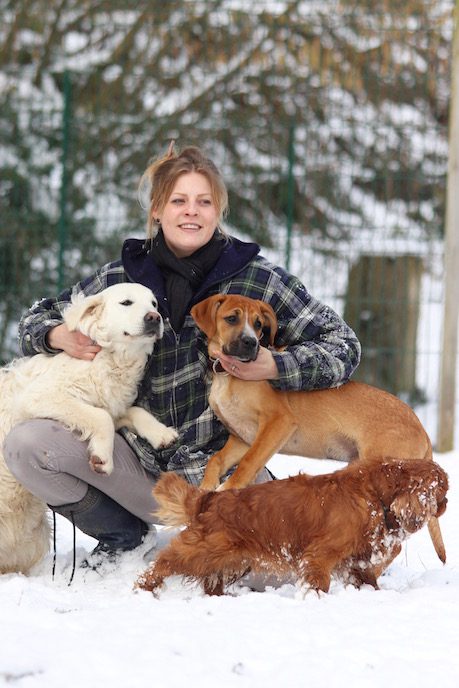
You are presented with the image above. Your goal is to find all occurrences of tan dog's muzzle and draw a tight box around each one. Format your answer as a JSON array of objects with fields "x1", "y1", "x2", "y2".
[{"x1": 223, "y1": 333, "x2": 260, "y2": 361}]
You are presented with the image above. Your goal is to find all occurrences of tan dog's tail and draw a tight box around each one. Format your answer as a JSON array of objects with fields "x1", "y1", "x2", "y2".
[
  {"x1": 153, "y1": 472, "x2": 201, "y2": 527},
  {"x1": 428, "y1": 518, "x2": 446, "y2": 564}
]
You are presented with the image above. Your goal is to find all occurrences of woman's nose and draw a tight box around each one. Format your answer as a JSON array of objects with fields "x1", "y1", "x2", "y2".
[{"x1": 185, "y1": 201, "x2": 198, "y2": 215}]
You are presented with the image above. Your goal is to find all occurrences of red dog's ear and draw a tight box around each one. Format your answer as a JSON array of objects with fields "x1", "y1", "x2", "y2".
[
  {"x1": 258, "y1": 301, "x2": 278, "y2": 346},
  {"x1": 190, "y1": 294, "x2": 227, "y2": 338},
  {"x1": 389, "y1": 491, "x2": 438, "y2": 533}
]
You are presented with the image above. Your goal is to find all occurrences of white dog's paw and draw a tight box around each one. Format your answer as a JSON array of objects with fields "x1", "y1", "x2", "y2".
[
  {"x1": 149, "y1": 425, "x2": 179, "y2": 450},
  {"x1": 88, "y1": 434, "x2": 114, "y2": 475},
  {"x1": 89, "y1": 454, "x2": 114, "y2": 475}
]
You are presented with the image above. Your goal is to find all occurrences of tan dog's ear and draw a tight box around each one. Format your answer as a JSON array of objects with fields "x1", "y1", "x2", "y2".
[
  {"x1": 258, "y1": 301, "x2": 278, "y2": 346},
  {"x1": 190, "y1": 294, "x2": 227, "y2": 338},
  {"x1": 64, "y1": 294, "x2": 105, "y2": 334}
]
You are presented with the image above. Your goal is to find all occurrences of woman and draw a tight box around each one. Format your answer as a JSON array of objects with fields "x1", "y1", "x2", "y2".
[{"x1": 4, "y1": 145, "x2": 361, "y2": 567}]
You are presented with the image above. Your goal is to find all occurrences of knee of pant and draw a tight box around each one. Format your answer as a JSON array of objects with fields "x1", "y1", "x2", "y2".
[{"x1": 3, "y1": 419, "x2": 55, "y2": 476}]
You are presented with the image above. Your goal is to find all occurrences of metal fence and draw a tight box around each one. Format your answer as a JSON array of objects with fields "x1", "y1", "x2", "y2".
[{"x1": 0, "y1": 0, "x2": 455, "y2": 445}]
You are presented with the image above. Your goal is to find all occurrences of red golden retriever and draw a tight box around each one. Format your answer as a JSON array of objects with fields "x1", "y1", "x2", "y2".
[{"x1": 136, "y1": 458, "x2": 448, "y2": 596}]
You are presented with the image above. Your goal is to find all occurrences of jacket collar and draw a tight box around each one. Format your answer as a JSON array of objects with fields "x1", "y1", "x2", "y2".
[{"x1": 121, "y1": 235, "x2": 260, "y2": 316}]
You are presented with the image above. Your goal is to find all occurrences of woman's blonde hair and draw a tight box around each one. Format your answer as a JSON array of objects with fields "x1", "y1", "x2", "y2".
[{"x1": 139, "y1": 142, "x2": 229, "y2": 239}]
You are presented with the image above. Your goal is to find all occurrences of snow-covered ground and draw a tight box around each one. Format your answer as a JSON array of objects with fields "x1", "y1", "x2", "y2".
[{"x1": 1, "y1": 450, "x2": 458, "y2": 688}]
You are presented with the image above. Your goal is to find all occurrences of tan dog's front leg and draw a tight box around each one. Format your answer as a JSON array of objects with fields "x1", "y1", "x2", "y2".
[
  {"x1": 218, "y1": 415, "x2": 298, "y2": 491},
  {"x1": 200, "y1": 435, "x2": 251, "y2": 491}
]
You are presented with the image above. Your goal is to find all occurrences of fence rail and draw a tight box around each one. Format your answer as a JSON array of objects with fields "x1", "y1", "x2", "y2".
[{"x1": 0, "y1": 0, "x2": 455, "y2": 445}]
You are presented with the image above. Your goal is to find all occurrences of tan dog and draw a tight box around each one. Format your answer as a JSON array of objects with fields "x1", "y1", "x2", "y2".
[
  {"x1": 190, "y1": 293, "x2": 446, "y2": 563},
  {"x1": 136, "y1": 459, "x2": 448, "y2": 596}
]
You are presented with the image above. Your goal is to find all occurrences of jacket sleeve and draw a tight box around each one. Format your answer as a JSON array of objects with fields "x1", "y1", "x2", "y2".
[
  {"x1": 17, "y1": 263, "x2": 123, "y2": 356},
  {"x1": 264, "y1": 269, "x2": 361, "y2": 392}
]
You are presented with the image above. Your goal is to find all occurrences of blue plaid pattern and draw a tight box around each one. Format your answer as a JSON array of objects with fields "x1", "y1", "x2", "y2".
[{"x1": 18, "y1": 237, "x2": 361, "y2": 484}]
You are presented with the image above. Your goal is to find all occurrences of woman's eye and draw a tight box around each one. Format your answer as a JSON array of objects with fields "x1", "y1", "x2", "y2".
[
  {"x1": 171, "y1": 198, "x2": 184, "y2": 204},
  {"x1": 120, "y1": 300, "x2": 133, "y2": 306}
]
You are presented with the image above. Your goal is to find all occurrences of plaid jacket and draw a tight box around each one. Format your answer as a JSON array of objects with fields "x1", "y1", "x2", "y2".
[{"x1": 19, "y1": 236, "x2": 361, "y2": 484}]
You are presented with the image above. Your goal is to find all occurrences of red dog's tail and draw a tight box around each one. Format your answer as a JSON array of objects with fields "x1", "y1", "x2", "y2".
[{"x1": 153, "y1": 472, "x2": 202, "y2": 527}]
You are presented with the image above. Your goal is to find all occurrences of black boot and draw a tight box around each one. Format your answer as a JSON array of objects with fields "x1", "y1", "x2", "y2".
[{"x1": 49, "y1": 485, "x2": 149, "y2": 568}]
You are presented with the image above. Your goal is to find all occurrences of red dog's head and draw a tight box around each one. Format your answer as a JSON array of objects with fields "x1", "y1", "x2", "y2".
[{"x1": 370, "y1": 459, "x2": 448, "y2": 534}]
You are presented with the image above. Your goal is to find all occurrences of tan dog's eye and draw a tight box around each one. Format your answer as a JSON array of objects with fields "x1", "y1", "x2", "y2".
[
  {"x1": 254, "y1": 319, "x2": 262, "y2": 330},
  {"x1": 224, "y1": 315, "x2": 238, "y2": 325}
]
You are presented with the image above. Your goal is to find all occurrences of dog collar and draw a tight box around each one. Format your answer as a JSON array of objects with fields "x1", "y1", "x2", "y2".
[{"x1": 211, "y1": 358, "x2": 229, "y2": 376}]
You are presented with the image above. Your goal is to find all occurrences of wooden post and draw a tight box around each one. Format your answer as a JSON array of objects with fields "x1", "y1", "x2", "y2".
[
  {"x1": 437, "y1": 0, "x2": 459, "y2": 452},
  {"x1": 344, "y1": 255, "x2": 422, "y2": 399}
]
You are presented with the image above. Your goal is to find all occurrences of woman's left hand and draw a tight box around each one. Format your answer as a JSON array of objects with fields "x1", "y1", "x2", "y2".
[{"x1": 211, "y1": 346, "x2": 279, "y2": 381}]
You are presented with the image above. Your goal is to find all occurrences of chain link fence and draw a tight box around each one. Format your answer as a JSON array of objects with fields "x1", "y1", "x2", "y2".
[{"x1": 0, "y1": 0, "x2": 454, "y2": 443}]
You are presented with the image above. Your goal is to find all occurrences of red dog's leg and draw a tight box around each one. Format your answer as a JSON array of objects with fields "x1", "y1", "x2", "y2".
[
  {"x1": 137, "y1": 530, "x2": 249, "y2": 595},
  {"x1": 296, "y1": 547, "x2": 337, "y2": 594},
  {"x1": 135, "y1": 550, "x2": 184, "y2": 594}
]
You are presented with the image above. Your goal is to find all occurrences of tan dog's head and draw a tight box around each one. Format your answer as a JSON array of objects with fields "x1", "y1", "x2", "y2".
[
  {"x1": 64, "y1": 283, "x2": 163, "y2": 351},
  {"x1": 372, "y1": 459, "x2": 449, "y2": 534},
  {"x1": 191, "y1": 294, "x2": 277, "y2": 361}
]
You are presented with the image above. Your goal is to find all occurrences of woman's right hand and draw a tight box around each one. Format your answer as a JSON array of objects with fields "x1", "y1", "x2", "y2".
[{"x1": 47, "y1": 323, "x2": 101, "y2": 360}]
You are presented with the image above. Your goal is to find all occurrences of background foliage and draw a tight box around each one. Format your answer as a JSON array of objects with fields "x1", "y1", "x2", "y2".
[{"x1": 0, "y1": 0, "x2": 454, "y2": 420}]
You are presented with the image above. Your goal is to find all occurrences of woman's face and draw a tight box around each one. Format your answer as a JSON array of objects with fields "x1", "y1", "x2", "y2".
[{"x1": 156, "y1": 172, "x2": 220, "y2": 258}]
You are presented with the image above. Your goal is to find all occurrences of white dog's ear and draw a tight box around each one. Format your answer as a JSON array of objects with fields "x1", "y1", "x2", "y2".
[{"x1": 64, "y1": 294, "x2": 105, "y2": 335}]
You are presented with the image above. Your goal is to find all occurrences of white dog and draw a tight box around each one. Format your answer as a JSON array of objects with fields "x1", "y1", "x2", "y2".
[{"x1": 0, "y1": 282, "x2": 177, "y2": 575}]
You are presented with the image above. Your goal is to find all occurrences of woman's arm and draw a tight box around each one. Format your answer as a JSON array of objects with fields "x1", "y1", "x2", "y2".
[
  {"x1": 267, "y1": 274, "x2": 361, "y2": 391},
  {"x1": 18, "y1": 289, "x2": 75, "y2": 356}
]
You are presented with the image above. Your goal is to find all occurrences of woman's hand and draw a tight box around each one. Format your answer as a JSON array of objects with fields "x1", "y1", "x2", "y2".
[
  {"x1": 211, "y1": 346, "x2": 279, "y2": 381},
  {"x1": 46, "y1": 323, "x2": 101, "y2": 360}
]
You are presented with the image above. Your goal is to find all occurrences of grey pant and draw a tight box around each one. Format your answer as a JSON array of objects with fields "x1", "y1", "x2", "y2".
[
  {"x1": 4, "y1": 419, "x2": 160, "y2": 523},
  {"x1": 4, "y1": 420, "x2": 273, "y2": 525}
]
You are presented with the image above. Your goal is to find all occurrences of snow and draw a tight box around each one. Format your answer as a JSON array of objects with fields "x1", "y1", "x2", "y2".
[{"x1": 1, "y1": 450, "x2": 458, "y2": 688}]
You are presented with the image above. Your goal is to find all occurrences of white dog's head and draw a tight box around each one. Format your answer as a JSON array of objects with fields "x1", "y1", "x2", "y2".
[{"x1": 64, "y1": 283, "x2": 164, "y2": 352}]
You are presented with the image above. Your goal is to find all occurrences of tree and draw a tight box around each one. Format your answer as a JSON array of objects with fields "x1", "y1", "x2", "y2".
[{"x1": 0, "y1": 0, "x2": 453, "y2": 359}]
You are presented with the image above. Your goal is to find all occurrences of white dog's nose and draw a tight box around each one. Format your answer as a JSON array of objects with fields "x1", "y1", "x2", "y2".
[
  {"x1": 144, "y1": 311, "x2": 161, "y2": 322},
  {"x1": 144, "y1": 311, "x2": 162, "y2": 335}
]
